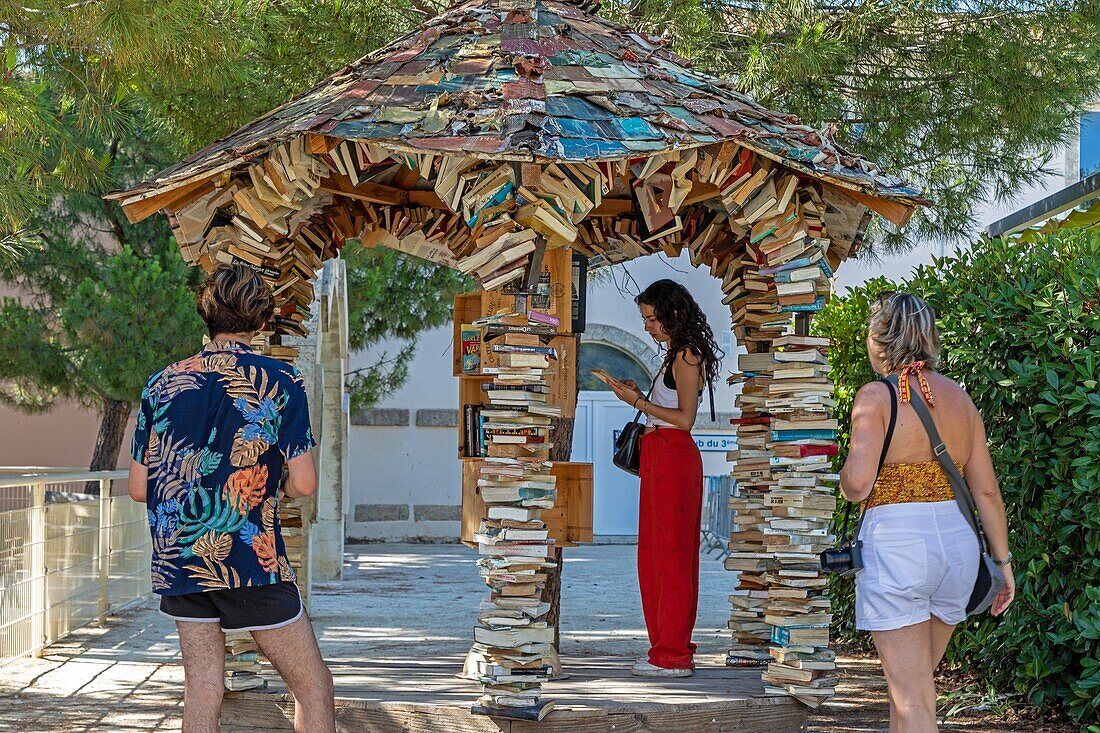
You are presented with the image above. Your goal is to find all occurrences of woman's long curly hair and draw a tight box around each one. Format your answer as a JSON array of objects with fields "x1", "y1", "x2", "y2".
[{"x1": 635, "y1": 279, "x2": 723, "y2": 387}]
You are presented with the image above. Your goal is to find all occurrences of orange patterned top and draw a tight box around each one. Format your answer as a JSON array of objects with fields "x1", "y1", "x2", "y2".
[{"x1": 863, "y1": 460, "x2": 963, "y2": 510}]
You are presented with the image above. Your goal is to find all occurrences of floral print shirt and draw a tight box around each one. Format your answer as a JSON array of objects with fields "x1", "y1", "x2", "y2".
[{"x1": 131, "y1": 340, "x2": 315, "y2": 596}]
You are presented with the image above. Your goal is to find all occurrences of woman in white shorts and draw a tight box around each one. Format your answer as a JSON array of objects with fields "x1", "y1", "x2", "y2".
[{"x1": 840, "y1": 292, "x2": 1015, "y2": 733}]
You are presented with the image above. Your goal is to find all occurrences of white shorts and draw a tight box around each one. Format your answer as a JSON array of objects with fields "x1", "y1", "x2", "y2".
[{"x1": 855, "y1": 501, "x2": 979, "y2": 631}]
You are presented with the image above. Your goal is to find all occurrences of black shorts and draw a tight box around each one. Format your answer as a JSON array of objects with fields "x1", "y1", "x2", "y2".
[{"x1": 159, "y1": 581, "x2": 303, "y2": 633}]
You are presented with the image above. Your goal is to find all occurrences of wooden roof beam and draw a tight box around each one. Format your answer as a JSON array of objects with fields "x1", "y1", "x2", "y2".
[{"x1": 319, "y1": 170, "x2": 446, "y2": 210}]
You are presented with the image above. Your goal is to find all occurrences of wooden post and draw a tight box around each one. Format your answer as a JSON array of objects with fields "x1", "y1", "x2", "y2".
[
  {"x1": 542, "y1": 549, "x2": 564, "y2": 649},
  {"x1": 97, "y1": 477, "x2": 111, "y2": 625},
  {"x1": 546, "y1": 333, "x2": 580, "y2": 671},
  {"x1": 794, "y1": 312, "x2": 811, "y2": 337},
  {"x1": 30, "y1": 480, "x2": 47, "y2": 657}
]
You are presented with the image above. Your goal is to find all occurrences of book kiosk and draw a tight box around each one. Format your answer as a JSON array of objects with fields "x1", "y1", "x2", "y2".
[{"x1": 109, "y1": 0, "x2": 927, "y2": 728}]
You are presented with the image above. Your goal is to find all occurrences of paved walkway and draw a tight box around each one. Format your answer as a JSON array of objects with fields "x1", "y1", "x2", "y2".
[{"x1": 0, "y1": 542, "x2": 734, "y2": 732}]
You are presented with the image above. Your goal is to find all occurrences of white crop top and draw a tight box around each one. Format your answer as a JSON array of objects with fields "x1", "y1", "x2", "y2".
[{"x1": 645, "y1": 364, "x2": 700, "y2": 428}]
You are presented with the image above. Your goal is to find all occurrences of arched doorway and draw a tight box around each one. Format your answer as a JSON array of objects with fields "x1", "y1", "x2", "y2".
[{"x1": 572, "y1": 326, "x2": 657, "y2": 537}]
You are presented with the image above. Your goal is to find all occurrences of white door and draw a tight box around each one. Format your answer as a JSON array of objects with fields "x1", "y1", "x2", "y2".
[{"x1": 572, "y1": 391, "x2": 640, "y2": 536}]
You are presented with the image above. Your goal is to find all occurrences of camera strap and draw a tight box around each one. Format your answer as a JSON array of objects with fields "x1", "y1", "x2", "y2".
[
  {"x1": 837, "y1": 378, "x2": 898, "y2": 543},
  {"x1": 903, "y1": 379, "x2": 990, "y2": 554}
]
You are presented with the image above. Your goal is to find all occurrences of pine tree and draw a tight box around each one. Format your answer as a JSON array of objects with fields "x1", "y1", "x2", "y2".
[
  {"x1": 603, "y1": 0, "x2": 1100, "y2": 248},
  {"x1": 0, "y1": 0, "x2": 465, "y2": 469}
]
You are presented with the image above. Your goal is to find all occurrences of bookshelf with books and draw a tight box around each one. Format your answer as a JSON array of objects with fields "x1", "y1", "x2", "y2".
[{"x1": 453, "y1": 287, "x2": 591, "y2": 721}]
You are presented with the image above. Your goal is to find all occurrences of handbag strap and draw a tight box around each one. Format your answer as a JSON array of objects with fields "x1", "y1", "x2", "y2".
[
  {"x1": 708, "y1": 378, "x2": 716, "y2": 422},
  {"x1": 894, "y1": 374, "x2": 990, "y2": 553},
  {"x1": 627, "y1": 355, "x2": 668, "y2": 425},
  {"x1": 838, "y1": 378, "x2": 898, "y2": 543},
  {"x1": 628, "y1": 380, "x2": 657, "y2": 424}
]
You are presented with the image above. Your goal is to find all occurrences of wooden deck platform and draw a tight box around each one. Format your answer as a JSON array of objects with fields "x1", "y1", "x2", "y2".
[{"x1": 222, "y1": 655, "x2": 809, "y2": 732}]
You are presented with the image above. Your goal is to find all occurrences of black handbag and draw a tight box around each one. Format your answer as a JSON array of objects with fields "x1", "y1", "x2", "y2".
[
  {"x1": 901, "y1": 377, "x2": 1007, "y2": 616},
  {"x1": 612, "y1": 386, "x2": 653, "y2": 476}
]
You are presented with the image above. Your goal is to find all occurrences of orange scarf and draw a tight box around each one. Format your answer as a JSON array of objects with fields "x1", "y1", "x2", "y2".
[{"x1": 897, "y1": 361, "x2": 935, "y2": 407}]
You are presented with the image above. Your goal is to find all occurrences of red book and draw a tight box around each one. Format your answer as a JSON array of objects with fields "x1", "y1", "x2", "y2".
[
  {"x1": 730, "y1": 416, "x2": 772, "y2": 426},
  {"x1": 799, "y1": 444, "x2": 839, "y2": 458}
]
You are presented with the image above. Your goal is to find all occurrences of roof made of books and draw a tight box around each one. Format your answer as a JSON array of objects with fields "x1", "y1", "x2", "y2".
[{"x1": 124, "y1": 0, "x2": 924, "y2": 208}]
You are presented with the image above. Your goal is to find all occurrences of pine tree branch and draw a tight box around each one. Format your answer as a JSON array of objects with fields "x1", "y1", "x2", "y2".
[{"x1": 21, "y1": 0, "x2": 100, "y2": 13}]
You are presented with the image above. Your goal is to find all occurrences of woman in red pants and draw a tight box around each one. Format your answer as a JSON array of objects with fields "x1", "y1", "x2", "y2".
[{"x1": 608, "y1": 279, "x2": 721, "y2": 677}]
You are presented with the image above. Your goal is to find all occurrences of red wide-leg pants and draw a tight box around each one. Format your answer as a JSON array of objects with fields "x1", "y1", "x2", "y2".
[{"x1": 637, "y1": 428, "x2": 704, "y2": 669}]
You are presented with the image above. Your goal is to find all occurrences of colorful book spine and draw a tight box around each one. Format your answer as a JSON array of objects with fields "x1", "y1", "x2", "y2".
[
  {"x1": 491, "y1": 345, "x2": 557, "y2": 357},
  {"x1": 771, "y1": 429, "x2": 838, "y2": 442},
  {"x1": 779, "y1": 296, "x2": 827, "y2": 313},
  {"x1": 527, "y1": 311, "x2": 560, "y2": 327},
  {"x1": 461, "y1": 325, "x2": 482, "y2": 373}
]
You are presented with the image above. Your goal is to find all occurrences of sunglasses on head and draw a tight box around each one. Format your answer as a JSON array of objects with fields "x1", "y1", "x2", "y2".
[{"x1": 870, "y1": 290, "x2": 897, "y2": 315}]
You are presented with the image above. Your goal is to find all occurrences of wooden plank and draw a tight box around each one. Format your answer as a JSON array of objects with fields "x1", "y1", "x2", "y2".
[
  {"x1": 120, "y1": 176, "x2": 217, "y2": 224},
  {"x1": 461, "y1": 458, "x2": 486, "y2": 547},
  {"x1": 320, "y1": 171, "x2": 447, "y2": 209},
  {"x1": 557, "y1": 462, "x2": 593, "y2": 544},
  {"x1": 307, "y1": 133, "x2": 340, "y2": 155},
  {"x1": 590, "y1": 198, "x2": 633, "y2": 217},
  {"x1": 823, "y1": 182, "x2": 916, "y2": 228},
  {"x1": 337, "y1": 707, "x2": 510, "y2": 733},
  {"x1": 222, "y1": 672, "x2": 809, "y2": 733},
  {"x1": 222, "y1": 694, "x2": 295, "y2": 731}
]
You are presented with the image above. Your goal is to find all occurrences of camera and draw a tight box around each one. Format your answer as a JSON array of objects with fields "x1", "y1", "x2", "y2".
[{"x1": 820, "y1": 539, "x2": 863, "y2": 576}]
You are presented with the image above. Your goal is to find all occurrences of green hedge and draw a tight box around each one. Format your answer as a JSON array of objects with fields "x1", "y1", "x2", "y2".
[{"x1": 814, "y1": 230, "x2": 1100, "y2": 728}]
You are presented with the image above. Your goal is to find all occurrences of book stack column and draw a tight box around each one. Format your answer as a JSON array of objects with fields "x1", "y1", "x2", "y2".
[
  {"x1": 465, "y1": 311, "x2": 562, "y2": 722},
  {"x1": 455, "y1": 273, "x2": 577, "y2": 722},
  {"x1": 757, "y1": 330, "x2": 839, "y2": 706},
  {"x1": 723, "y1": 186, "x2": 844, "y2": 707}
]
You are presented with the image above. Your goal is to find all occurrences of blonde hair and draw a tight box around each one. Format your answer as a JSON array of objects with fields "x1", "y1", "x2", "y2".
[
  {"x1": 195, "y1": 265, "x2": 275, "y2": 337},
  {"x1": 868, "y1": 292, "x2": 940, "y2": 372}
]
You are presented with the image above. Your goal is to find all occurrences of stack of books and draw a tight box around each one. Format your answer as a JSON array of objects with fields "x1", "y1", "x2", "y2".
[
  {"x1": 725, "y1": 361, "x2": 778, "y2": 664},
  {"x1": 467, "y1": 313, "x2": 559, "y2": 722},
  {"x1": 465, "y1": 313, "x2": 563, "y2": 458},
  {"x1": 167, "y1": 136, "x2": 354, "y2": 360},
  {"x1": 278, "y1": 494, "x2": 307, "y2": 601},
  {"x1": 224, "y1": 635, "x2": 267, "y2": 692},
  {"x1": 759, "y1": 332, "x2": 838, "y2": 706},
  {"x1": 719, "y1": 176, "x2": 844, "y2": 705},
  {"x1": 468, "y1": 458, "x2": 557, "y2": 722}
]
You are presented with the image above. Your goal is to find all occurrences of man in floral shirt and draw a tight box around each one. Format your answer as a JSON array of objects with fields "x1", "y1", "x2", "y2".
[{"x1": 129, "y1": 265, "x2": 334, "y2": 732}]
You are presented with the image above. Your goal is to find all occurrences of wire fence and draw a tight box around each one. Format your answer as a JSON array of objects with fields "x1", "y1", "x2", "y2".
[
  {"x1": 702, "y1": 474, "x2": 734, "y2": 559},
  {"x1": 0, "y1": 471, "x2": 151, "y2": 667}
]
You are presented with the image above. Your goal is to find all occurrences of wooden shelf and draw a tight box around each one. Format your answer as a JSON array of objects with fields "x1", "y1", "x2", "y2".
[{"x1": 461, "y1": 460, "x2": 593, "y2": 549}]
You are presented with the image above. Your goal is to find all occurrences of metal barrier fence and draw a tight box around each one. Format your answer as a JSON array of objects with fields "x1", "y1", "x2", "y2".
[
  {"x1": 0, "y1": 471, "x2": 151, "y2": 666},
  {"x1": 702, "y1": 474, "x2": 734, "y2": 558}
]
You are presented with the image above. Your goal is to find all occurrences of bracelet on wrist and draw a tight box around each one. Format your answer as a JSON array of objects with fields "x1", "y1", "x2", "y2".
[{"x1": 993, "y1": 552, "x2": 1013, "y2": 567}]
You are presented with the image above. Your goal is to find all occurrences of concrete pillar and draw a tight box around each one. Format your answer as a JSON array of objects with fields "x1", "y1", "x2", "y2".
[
  {"x1": 312, "y1": 259, "x2": 348, "y2": 581},
  {"x1": 285, "y1": 283, "x2": 321, "y2": 606}
]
